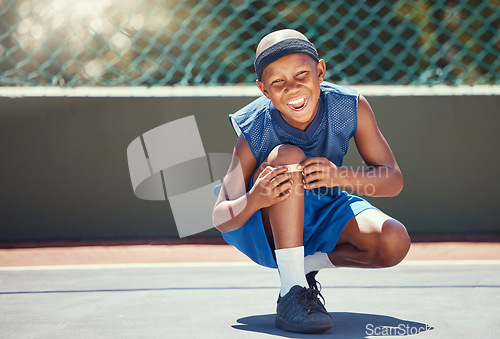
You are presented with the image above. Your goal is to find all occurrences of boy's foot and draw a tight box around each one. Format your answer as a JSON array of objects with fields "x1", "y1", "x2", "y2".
[{"x1": 275, "y1": 285, "x2": 333, "y2": 334}]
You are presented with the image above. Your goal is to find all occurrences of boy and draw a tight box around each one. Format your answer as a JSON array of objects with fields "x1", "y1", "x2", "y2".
[{"x1": 212, "y1": 29, "x2": 410, "y2": 334}]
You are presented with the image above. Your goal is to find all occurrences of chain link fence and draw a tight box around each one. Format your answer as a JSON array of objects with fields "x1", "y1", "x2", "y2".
[{"x1": 0, "y1": 0, "x2": 498, "y2": 87}]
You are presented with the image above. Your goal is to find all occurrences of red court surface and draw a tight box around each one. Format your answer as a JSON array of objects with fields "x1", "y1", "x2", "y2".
[{"x1": 1, "y1": 241, "x2": 500, "y2": 267}]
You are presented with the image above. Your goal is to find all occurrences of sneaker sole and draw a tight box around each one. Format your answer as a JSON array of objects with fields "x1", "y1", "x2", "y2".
[{"x1": 275, "y1": 315, "x2": 333, "y2": 334}]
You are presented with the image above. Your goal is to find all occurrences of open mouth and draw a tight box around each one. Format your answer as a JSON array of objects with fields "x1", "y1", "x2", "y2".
[{"x1": 287, "y1": 97, "x2": 308, "y2": 111}]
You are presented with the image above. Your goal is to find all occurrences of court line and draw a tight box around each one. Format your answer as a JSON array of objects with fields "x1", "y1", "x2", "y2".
[
  {"x1": 1, "y1": 85, "x2": 499, "y2": 98},
  {"x1": 1, "y1": 260, "x2": 500, "y2": 271},
  {"x1": 1, "y1": 284, "x2": 499, "y2": 295}
]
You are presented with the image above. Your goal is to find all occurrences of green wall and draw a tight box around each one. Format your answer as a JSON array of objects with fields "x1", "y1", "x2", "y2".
[{"x1": 0, "y1": 93, "x2": 498, "y2": 242}]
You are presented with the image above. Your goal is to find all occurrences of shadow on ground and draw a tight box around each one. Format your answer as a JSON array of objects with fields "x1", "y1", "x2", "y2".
[{"x1": 233, "y1": 312, "x2": 433, "y2": 338}]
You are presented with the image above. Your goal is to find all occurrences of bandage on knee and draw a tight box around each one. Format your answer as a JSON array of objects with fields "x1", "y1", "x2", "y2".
[{"x1": 286, "y1": 164, "x2": 302, "y2": 173}]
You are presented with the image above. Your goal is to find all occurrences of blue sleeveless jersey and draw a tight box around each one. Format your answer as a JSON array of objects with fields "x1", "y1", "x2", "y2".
[
  {"x1": 222, "y1": 82, "x2": 375, "y2": 268},
  {"x1": 229, "y1": 82, "x2": 358, "y2": 168}
]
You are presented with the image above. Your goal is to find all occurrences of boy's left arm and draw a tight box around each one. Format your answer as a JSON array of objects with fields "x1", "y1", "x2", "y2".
[{"x1": 300, "y1": 94, "x2": 403, "y2": 197}]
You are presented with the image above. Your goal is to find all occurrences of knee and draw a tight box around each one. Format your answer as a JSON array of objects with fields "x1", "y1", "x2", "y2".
[
  {"x1": 374, "y1": 220, "x2": 411, "y2": 268},
  {"x1": 266, "y1": 144, "x2": 306, "y2": 167}
]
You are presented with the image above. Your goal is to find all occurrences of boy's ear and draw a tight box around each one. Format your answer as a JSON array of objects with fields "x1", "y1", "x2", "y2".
[
  {"x1": 317, "y1": 59, "x2": 326, "y2": 82},
  {"x1": 256, "y1": 80, "x2": 270, "y2": 98}
]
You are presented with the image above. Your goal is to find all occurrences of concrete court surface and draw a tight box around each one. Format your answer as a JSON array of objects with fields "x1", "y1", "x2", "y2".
[{"x1": 1, "y1": 244, "x2": 500, "y2": 339}]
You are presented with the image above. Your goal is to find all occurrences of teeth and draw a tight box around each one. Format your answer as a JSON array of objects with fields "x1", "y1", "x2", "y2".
[
  {"x1": 288, "y1": 98, "x2": 304, "y2": 105},
  {"x1": 288, "y1": 97, "x2": 307, "y2": 110}
]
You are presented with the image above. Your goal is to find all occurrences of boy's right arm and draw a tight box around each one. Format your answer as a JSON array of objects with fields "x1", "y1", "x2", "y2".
[{"x1": 212, "y1": 135, "x2": 292, "y2": 233}]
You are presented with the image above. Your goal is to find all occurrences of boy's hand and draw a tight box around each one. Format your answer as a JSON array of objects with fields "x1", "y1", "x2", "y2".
[
  {"x1": 250, "y1": 165, "x2": 293, "y2": 209},
  {"x1": 300, "y1": 157, "x2": 342, "y2": 189}
]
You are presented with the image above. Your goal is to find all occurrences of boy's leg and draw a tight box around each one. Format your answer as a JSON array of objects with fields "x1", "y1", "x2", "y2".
[
  {"x1": 254, "y1": 144, "x2": 333, "y2": 334},
  {"x1": 255, "y1": 144, "x2": 306, "y2": 251},
  {"x1": 253, "y1": 144, "x2": 308, "y2": 295},
  {"x1": 330, "y1": 209, "x2": 411, "y2": 268},
  {"x1": 304, "y1": 209, "x2": 409, "y2": 308}
]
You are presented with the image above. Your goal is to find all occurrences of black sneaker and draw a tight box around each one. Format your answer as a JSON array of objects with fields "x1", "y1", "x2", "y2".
[{"x1": 275, "y1": 285, "x2": 333, "y2": 334}]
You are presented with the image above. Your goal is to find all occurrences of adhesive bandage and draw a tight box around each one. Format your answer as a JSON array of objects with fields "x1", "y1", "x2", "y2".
[{"x1": 286, "y1": 164, "x2": 302, "y2": 173}]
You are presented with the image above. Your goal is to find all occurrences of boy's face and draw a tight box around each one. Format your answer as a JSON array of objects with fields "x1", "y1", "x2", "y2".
[{"x1": 256, "y1": 53, "x2": 326, "y2": 131}]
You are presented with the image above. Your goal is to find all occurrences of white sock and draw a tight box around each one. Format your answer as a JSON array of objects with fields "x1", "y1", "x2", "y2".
[
  {"x1": 275, "y1": 246, "x2": 308, "y2": 297},
  {"x1": 304, "y1": 252, "x2": 336, "y2": 274}
]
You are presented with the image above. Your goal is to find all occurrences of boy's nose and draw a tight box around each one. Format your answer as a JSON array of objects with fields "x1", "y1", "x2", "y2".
[{"x1": 285, "y1": 79, "x2": 301, "y2": 93}]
